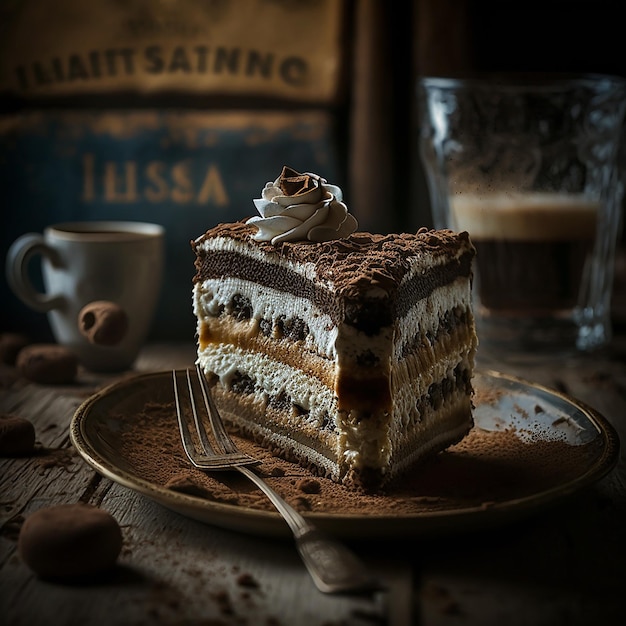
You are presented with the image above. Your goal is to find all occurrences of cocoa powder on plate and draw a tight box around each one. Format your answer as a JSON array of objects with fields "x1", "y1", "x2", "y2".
[{"x1": 114, "y1": 401, "x2": 598, "y2": 516}]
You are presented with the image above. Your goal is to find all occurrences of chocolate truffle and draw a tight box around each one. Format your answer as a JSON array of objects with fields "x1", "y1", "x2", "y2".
[
  {"x1": 0, "y1": 414, "x2": 36, "y2": 456},
  {"x1": 78, "y1": 301, "x2": 129, "y2": 346},
  {"x1": 16, "y1": 344, "x2": 78, "y2": 384},
  {"x1": 18, "y1": 504, "x2": 123, "y2": 580},
  {"x1": 0, "y1": 333, "x2": 30, "y2": 365}
]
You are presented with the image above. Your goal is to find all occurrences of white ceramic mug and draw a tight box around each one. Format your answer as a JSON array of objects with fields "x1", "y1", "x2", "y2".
[{"x1": 6, "y1": 221, "x2": 164, "y2": 372}]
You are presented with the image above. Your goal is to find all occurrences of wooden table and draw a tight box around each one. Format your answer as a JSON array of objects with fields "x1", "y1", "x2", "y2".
[{"x1": 2, "y1": 338, "x2": 626, "y2": 626}]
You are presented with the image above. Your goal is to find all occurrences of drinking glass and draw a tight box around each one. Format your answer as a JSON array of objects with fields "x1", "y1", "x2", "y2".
[{"x1": 418, "y1": 74, "x2": 626, "y2": 360}]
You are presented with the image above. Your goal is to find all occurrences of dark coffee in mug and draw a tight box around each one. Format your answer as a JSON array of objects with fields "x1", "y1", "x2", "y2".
[{"x1": 451, "y1": 193, "x2": 598, "y2": 315}]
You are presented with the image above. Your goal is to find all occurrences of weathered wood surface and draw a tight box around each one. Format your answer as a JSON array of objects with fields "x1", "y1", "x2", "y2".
[{"x1": 2, "y1": 339, "x2": 626, "y2": 626}]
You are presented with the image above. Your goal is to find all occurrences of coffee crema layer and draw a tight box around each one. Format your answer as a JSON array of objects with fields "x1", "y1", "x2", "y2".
[
  {"x1": 192, "y1": 221, "x2": 478, "y2": 490},
  {"x1": 450, "y1": 193, "x2": 599, "y2": 313},
  {"x1": 450, "y1": 192, "x2": 599, "y2": 241}
]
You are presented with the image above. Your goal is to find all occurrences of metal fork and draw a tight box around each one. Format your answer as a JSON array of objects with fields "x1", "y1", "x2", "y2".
[{"x1": 172, "y1": 365, "x2": 382, "y2": 595}]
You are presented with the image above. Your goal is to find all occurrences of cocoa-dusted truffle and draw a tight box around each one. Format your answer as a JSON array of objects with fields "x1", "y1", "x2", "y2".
[
  {"x1": 16, "y1": 344, "x2": 78, "y2": 384},
  {"x1": 0, "y1": 333, "x2": 30, "y2": 366},
  {"x1": 78, "y1": 301, "x2": 129, "y2": 346},
  {"x1": 18, "y1": 504, "x2": 123, "y2": 581},
  {"x1": 0, "y1": 414, "x2": 36, "y2": 456}
]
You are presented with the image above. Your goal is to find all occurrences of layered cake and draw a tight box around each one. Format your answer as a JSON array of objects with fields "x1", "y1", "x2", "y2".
[{"x1": 192, "y1": 167, "x2": 477, "y2": 490}]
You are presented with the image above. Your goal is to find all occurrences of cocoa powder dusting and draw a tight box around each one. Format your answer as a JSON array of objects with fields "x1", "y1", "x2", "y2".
[{"x1": 115, "y1": 401, "x2": 598, "y2": 516}]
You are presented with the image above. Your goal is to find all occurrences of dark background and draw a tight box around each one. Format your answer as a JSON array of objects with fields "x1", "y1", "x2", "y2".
[{"x1": 2, "y1": 0, "x2": 625, "y2": 340}]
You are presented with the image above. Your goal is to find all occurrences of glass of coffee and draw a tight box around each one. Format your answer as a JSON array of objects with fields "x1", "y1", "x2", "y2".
[{"x1": 418, "y1": 74, "x2": 626, "y2": 361}]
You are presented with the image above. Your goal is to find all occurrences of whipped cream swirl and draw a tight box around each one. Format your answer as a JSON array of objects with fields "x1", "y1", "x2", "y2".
[{"x1": 246, "y1": 166, "x2": 358, "y2": 244}]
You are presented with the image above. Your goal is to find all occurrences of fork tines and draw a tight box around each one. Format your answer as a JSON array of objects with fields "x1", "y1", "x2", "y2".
[{"x1": 172, "y1": 368, "x2": 258, "y2": 471}]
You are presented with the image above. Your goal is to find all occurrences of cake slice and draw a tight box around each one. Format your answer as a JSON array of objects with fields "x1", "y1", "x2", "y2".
[{"x1": 192, "y1": 167, "x2": 477, "y2": 490}]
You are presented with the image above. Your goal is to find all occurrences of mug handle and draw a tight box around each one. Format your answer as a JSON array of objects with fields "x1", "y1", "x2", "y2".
[{"x1": 5, "y1": 233, "x2": 66, "y2": 313}]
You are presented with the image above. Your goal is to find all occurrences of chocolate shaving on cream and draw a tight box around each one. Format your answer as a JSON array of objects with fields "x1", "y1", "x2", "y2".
[
  {"x1": 279, "y1": 167, "x2": 317, "y2": 197},
  {"x1": 246, "y1": 166, "x2": 358, "y2": 244}
]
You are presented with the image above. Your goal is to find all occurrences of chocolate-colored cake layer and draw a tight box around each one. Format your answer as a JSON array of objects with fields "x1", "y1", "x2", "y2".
[
  {"x1": 197, "y1": 250, "x2": 342, "y2": 323},
  {"x1": 193, "y1": 222, "x2": 474, "y2": 330}
]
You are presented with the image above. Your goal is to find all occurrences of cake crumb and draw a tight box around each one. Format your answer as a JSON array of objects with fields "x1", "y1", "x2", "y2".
[
  {"x1": 165, "y1": 473, "x2": 212, "y2": 498},
  {"x1": 36, "y1": 448, "x2": 76, "y2": 472},
  {"x1": 212, "y1": 590, "x2": 234, "y2": 616},
  {"x1": 552, "y1": 416, "x2": 567, "y2": 426},
  {"x1": 237, "y1": 572, "x2": 260, "y2": 588},
  {"x1": 513, "y1": 403, "x2": 530, "y2": 419},
  {"x1": 296, "y1": 478, "x2": 321, "y2": 494},
  {"x1": 292, "y1": 496, "x2": 312, "y2": 510}
]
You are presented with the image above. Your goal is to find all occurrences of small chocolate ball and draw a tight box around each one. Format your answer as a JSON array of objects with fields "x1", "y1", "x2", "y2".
[
  {"x1": 0, "y1": 414, "x2": 36, "y2": 456},
  {"x1": 78, "y1": 301, "x2": 129, "y2": 346},
  {"x1": 16, "y1": 344, "x2": 78, "y2": 384},
  {"x1": 18, "y1": 504, "x2": 123, "y2": 581},
  {"x1": 0, "y1": 333, "x2": 30, "y2": 366}
]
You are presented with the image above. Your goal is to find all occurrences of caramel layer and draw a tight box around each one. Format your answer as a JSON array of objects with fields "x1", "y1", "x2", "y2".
[{"x1": 199, "y1": 318, "x2": 336, "y2": 388}]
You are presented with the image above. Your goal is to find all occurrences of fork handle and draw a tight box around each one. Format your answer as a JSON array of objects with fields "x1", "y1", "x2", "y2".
[
  {"x1": 237, "y1": 466, "x2": 380, "y2": 594},
  {"x1": 294, "y1": 527, "x2": 382, "y2": 594}
]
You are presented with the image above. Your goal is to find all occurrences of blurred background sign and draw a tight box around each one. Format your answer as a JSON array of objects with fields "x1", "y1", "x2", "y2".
[
  {"x1": 0, "y1": 0, "x2": 345, "y2": 102},
  {"x1": 0, "y1": 0, "x2": 350, "y2": 340}
]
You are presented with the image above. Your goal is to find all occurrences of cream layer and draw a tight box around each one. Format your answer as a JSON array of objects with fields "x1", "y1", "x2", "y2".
[
  {"x1": 194, "y1": 277, "x2": 338, "y2": 359},
  {"x1": 194, "y1": 275, "x2": 472, "y2": 366},
  {"x1": 197, "y1": 344, "x2": 335, "y2": 426}
]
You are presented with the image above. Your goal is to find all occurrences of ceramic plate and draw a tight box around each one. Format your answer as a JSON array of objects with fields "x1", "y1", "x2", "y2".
[{"x1": 70, "y1": 370, "x2": 619, "y2": 538}]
